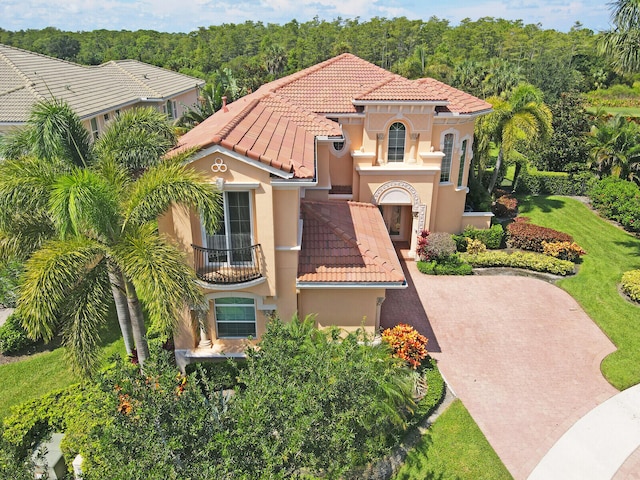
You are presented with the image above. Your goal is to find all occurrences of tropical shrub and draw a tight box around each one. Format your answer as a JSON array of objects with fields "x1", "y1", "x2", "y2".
[
  {"x1": 416, "y1": 231, "x2": 456, "y2": 262},
  {"x1": 506, "y1": 217, "x2": 573, "y2": 252},
  {"x1": 542, "y1": 241, "x2": 587, "y2": 262},
  {"x1": 453, "y1": 224, "x2": 504, "y2": 251},
  {"x1": 0, "y1": 313, "x2": 37, "y2": 355},
  {"x1": 417, "y1": 256, "x2": 474, "y2": 276},
  {"x1": 621, "y1": 270, "x2": 640, "y2": 302},
  {"x1": 381, "y1": 324, "x2": 429, "y2": 369},
  {"x1": 466, "y1": 238, "x2": 487, "y2": 255},
  {"x1": 515, "y1": 169, "x2": 594, "y2": 195},
  {"x1": 492, "y1": 194, "x2": 518, "y2": 218},
  {"x1": 589, "y1": 177, "x2": 640, "y2": 233},
  {"x1": 462, "y1": 250, "x2": 575, "y2": 275},
  {"x1": 0, "y1": 261, "x2": 21, "y2": 308}
]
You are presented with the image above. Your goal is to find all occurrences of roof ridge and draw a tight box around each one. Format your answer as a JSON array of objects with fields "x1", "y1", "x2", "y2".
[
  {"x1": 354, "y1": 73, "x2": 400, "y2": 99},
  {"x1": 0, "y1": 45, "x2": 45, "y2": 101},
  {"x1": 268, "y1": 92, "x2": 342, "y2": 131},
  {"x1": 213, "y1": 96, "x2": 263, "y2": 142},
  {"x1": 106, "y1": 60, "x2": 163, "y2": 98}
]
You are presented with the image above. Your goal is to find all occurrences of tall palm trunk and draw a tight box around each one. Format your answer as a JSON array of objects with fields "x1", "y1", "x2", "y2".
[
  {"x1": 124, "y1": 278, "x2": 150, "y2": 366},
  {"x1": 487, "y1": 147, "x2": 504, "y2": 194},
  {"x1": 107, "y1": 264, "x2": 134, "y2": 356}
]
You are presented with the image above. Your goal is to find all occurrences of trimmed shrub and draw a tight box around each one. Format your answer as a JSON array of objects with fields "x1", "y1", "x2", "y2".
[
  {"x1": 454, "y1": 224, "x2": 504, "y2": 250},
  {"x1": 416, "y1": 231, "x2": 456, "y2": 262},
  {"x1": 0, "y1": 313, "x2": 37, "y2": 355},
  {"x1": 381, "y1": 324, "x2": 428, "y2": 369},
  {"x1": 515, "y1": 169, "x2": 594, "y2": 195},
  {"x1": 589, "y1": 177, "x2": 640, "y2": 233},
  {"x1": 492, "y1": 194, "x2": 518, "y2": 218},
  {"x1": 417, "y1": 255, "x2": 473, "y2": 276},
  {"x1": 621, "y1": 270, "x2": 640, "y2": 302},
  {"x1": 506, "y1": 218, "x2": 573, "y2": 252},
  {"x1": 542, "y1": 241, "x2": 587, "y2": 262},
  {"x1": 462, "y1": 250, "x2": 575, "y2": 275}
]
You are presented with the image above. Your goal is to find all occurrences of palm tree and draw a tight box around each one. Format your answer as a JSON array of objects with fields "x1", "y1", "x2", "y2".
[
  {"x1": 587, "y1": 115, "x2": 640, "y2": 183},
  {"x1": 476, "y1": 83, "x2": 553, "y2": 194},
  {"x1": 599, "y1": 0, "x2": 640, "y2": 74},
  {"x1": 0, "y1": 102, "x2": 222, "y2": 373}
]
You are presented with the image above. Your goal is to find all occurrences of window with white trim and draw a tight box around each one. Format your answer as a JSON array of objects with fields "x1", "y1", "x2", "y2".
[
  {"x1": 205, "y1": 191, "x2": 253, "y2": 264},
  {"x1": 90, "y1": 118, "x2": 99, "y2": 140},
  {"x1": 440, "y1": 133, "x2": 454, "y2": 182},
  {"x1": 387, "y1": 122, "x2": 406, "y2": 162},
  {"x1": 166, "y1": 100, "x2": 177, "y2": 120},
  {"x1": 458, "y1": 139, "x2": 468, "y2": 187},
  {"x1": 214, "y1": 297, "x2": 256, "y2": 338}
]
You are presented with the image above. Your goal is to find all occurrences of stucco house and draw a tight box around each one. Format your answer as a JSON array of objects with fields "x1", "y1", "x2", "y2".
[
  {"x1": 0, "y1": 43, "x2": 204, "y2": 138},
  {"x1": 162, "y1": 53, "x2": 493, "y2": 366}
]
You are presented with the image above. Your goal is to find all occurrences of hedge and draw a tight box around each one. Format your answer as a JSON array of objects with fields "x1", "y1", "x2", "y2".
[
  {"x1": 416, "y1": 256, "x2": 473, "y2": 276},
  {"x1": 453, "y1": 225, "x2": 504, "y2": 251},
  {"x1": 621, "y1": 270, "x2": 640, "y2": 302},
  {"x1": 0, "y1": 313, "x2": 37, "y2": 355},
  {"x1": 515, "y1": 170, "x2": 594, "y2": 195},
  {"x1": 589, "y1": 177, "x2": 640, "y2": 233},
  {"x1": 461, "y1": 251, "x2": 575, "y2": 275},
  {"x1": 506, "y1": 218, "x2": 573, "y2": 252}
]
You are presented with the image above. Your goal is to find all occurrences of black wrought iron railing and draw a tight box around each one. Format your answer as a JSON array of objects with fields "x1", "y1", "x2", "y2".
[{"x1": 192, "y1": 244, "x2": 264, "y2": 284}]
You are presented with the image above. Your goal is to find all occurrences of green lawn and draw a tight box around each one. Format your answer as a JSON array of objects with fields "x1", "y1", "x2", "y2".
[
  {"x1": 0, "y1": 316, "x2": 125, "y2": 420},
  {"x1": 586, "y1": 106, "x2": 640, "y2": 117},
  {"x1": 393, "y1": 400, "x2": 512, "y2": 480},
  {"x1": 518, "y1": 195, "x2": 640, "y2": 390}
]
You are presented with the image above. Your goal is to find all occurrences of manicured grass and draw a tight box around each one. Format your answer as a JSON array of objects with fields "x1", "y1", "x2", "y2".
[
  {"x1": 518, "y1": 195, "x2": 640, "y2": 390},
  {"x1": 0, "y1": 316, "x2": 125, "y2": 420},
  {"x1": 586, "y1": 106, "x2": 640, "y2": 117},
  {"x1": 393, "y1": 399, "x2": 512, "y2": 480}
]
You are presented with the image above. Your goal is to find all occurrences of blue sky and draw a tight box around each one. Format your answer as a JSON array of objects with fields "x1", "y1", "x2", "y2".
[{"x1": 1, "y1": 0, "x2": 613, "y2": 33}]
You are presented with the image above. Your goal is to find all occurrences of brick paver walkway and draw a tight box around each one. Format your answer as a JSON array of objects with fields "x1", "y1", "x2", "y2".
[{"x1": 381, "y1": 254, "x2": 618, "y2": 480}]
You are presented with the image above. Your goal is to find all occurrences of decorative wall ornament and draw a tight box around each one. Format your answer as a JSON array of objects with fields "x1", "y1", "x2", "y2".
[{"x1": 211, "y1": 157, "x2": 228, "y2": 173}]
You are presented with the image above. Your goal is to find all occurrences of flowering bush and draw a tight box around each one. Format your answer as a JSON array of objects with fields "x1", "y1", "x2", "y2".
[
  {"x1": 507, "y1": 218, "x2": 573, "y2": 252},
  {"x1": 382, "y1": 324, "x2": 429, "y2": 369},
  {"x1": 416, "y1": 231, "x2": 456, "y2": 262},
  {"x1": 621, "y1": 270, "x2": 640, "y2": 302},
  {"x1": 542, "y1": 241, "x2": 586, "y2": 262}
]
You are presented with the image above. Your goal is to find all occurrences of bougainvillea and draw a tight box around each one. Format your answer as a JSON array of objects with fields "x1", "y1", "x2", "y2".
[{"x1": 382, "y1": 324, "x2": 429, "y2": 369}]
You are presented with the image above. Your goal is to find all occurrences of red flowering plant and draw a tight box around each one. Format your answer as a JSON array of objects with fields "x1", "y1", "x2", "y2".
[{"x1": 381, "y1": 324, "x2": 429, "y2": 369}]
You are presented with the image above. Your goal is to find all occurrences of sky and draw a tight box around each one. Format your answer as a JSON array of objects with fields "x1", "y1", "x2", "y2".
[{"x1": 1, "y1": 0, "x2": 613, "y2": 34}]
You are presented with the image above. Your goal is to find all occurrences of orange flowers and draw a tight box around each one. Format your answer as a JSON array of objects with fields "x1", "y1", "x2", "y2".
[{"x1": 381, "y1": 324, "x2": 428, "y2": 369}]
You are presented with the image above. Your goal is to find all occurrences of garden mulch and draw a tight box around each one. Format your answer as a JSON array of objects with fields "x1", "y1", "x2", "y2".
[{"x1": 381, "y1": 248, "x2": 618, "y2": 480}]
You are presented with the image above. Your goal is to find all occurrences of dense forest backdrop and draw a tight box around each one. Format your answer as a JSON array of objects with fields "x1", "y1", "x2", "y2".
[{"x1": 0, "y1": 17, "x2": 633, "y2": 104}]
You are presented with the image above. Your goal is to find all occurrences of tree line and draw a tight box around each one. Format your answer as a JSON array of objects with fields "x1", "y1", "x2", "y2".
[{"x1": 0, "y1": 16, "x2": 626, "y2": 102}]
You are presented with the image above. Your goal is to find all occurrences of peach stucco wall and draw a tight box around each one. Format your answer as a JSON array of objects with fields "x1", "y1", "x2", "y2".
[{"x1": 299, "y1": 288, "x2": 386, "y2": 334}]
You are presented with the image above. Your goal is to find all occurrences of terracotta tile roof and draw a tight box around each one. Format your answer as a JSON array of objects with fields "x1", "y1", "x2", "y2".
[
  {"x1": 298, "y1": 200, "x2": 405, "y2": 284},
  {"x1": 175, "y1": 53, "x2": 490, "y2": 178},
  {"x1": 0, "y1": 43, "x2": 204, "y2": 124},
  {"x1": 415, "y1": 78, "x2": 492, "y2": 114}
]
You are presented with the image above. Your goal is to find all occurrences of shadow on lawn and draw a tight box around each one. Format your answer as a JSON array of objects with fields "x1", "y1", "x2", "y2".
[
  {"x1": 392, "y1": 432, "x2": 446, "y2": 480},
  {"x1": 517, "y1": 195, "x2": 567, "y2": 214}
]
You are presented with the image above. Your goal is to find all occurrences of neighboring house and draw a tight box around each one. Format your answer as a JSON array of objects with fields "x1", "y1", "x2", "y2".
[
  {"x1": 161, "y1": 53, "x2": 493, "y2": 366},
  {"x1": 0, "y1": 43, "x2": 204, "y2": 137}
]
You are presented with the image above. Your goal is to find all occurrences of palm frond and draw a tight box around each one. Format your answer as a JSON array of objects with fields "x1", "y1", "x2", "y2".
[
  {"x1": 94, "y1": 108, "x2": 177, "y2": 172},
  {"x1": 49, "y1": 168, "x2": 119, "y2": 242},
  {"x1": 60, "y1": 256, "x2": 111, "y2": 376},
  {"x1": 123, "y1": 158, "x2": 222, "y2": 233},
  {"x1": 18, "y1": 237, "x2": 106, "y2": 343},
  {"x1": 0, "y1": 126, "x2": 36, "y2": 159},
  {"x1": 114, "y1": 224, "x2": 203, "y2": 336},
  {"x1": 28, "y1": 98, "x2": 92, "y2": 167},
  {"x1": 0, "y1": 213, "x2": 56, "y2": 261}
]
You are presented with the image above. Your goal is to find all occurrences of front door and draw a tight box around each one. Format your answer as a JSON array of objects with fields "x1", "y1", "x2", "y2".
[{"x1": 381, "y1": 205, "x2": 405, "y2": 240}]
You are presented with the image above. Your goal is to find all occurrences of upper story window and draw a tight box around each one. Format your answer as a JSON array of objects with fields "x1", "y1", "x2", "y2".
[
  {"x1": 387, "y1": 122, "x2": 406, "y2": 162},
  {"x1": 440, "y1": 133, "x2": 454, "y2": 182},
  {"x1": 90, "y1": 118, "x2": 99, "y2": 140},
  {"x1": 205, "y1": 191, "x2": 253, "y2": 264},
  {"x1": 458, "y1": 139, "x2": 468, "y2": 187}
]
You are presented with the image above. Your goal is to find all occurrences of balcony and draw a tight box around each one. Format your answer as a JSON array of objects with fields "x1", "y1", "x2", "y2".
[{"x1": 192, "y1": 244, "x2": 264, "y2": 285}]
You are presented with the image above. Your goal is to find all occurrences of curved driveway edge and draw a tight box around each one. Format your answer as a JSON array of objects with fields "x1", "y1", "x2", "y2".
[
  {"x1": 381, "y1": 259, "x2": 618, "y2": 480},
  {"x1": 528, "y1": 384, "x2": 640, "y2": 480}
]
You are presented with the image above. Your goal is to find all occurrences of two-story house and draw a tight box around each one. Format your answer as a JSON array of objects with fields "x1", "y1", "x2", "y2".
[
  {"x1": 162, "y1": 53, "x2": 493, "y2": 366},
  {"x1": 0, "y1": 43, "x2": 204, "y2": 138}
]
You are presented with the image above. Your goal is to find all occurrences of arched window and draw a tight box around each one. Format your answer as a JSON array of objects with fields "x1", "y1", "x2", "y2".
[
  {"x1": 458, "y1": 139, "x2": 468, "y2": 187},
  {"x1": 387, "y1": 122, "x2": 406, "y2": 162}
]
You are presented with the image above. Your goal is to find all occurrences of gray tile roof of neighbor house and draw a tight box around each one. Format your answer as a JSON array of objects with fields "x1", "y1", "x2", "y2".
[{"x1": 0, "y1": 43, "x2": 205, "y2": 124}]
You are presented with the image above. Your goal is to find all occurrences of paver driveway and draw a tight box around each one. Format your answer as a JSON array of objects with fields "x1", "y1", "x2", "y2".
[{"x1": 381, "y1": 254, "x2": 618, "y2": 480}]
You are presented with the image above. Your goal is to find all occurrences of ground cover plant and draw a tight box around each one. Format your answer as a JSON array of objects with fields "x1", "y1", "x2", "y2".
[
  {"x1": 392, "y1": 400, "x2": 512, "y2": 480},
  {"x1": 461, "y1": 250, "x2": 575, "y2": 276},
  {"x1": 518, "y1": 195, "x2": 640, "y2": 389},
  {"x1": 621, "y1": 270, "x2": 640, "y2": 302}
]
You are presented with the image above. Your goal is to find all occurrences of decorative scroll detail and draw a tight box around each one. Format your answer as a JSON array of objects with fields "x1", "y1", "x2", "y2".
[{"x1": 372, "y1": 180, "x2": 427, "y2": 233}]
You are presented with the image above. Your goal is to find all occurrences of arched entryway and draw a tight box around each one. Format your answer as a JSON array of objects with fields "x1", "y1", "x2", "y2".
[{"x1": 372, "y1": 181, "x2": 426, "y2": 258}]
